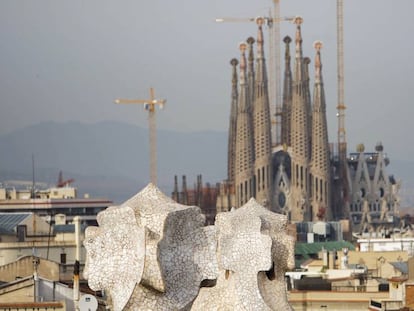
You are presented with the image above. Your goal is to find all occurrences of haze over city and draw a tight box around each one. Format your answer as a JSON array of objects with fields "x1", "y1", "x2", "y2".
[
  {"x1": 1, "y1": 1, "x2": 413, "y2": 180},
  {"x1": 2, "y1": 2, "x2": 414, "y2": 309}
]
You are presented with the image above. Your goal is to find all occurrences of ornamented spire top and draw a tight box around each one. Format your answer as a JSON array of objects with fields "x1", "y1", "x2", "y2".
[
  {"x1": 294, "y1": 16, "x2": 304, "y2": 59},
  {"x1": 230, "y1": 58, "x2": 239, "y2": 85},
  {"x1": 283, "y1": 35, "x2": 292, "y2": 76},
  {"x1": 239, "y1": 42, "x2": 247, "y2": 85},
  {"x1": 256, "y1": 17, "x2": 265, "y2": 58},
  {"x1": 247, "y1": 37, "x2": 255, "y2": 64},
  {"x1": 314, "y1": 41, "x2": 323, "y2": 83},
  {"x1": 246, "y1": 36, "x2": 255, "y2": 106}
]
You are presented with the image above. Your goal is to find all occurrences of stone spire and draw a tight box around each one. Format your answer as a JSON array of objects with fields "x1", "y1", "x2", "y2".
[
  {"x1": 293, "y1": 17, "x2": 305, "y2": 82},
  {"x1": 303, "y1": 56, "x2": 313, "y2": 154},
  {"x1": 254, "y1": 17, "x2": 267, "y2": 85},
  {"x1": 314, "y1": 41, "x2": 323, "y2": 83},
  {"x1": 227, "y1": 58, "x2": 239, "y2": 183},
  {"x1": 310, "y1": 41, "x2": 331, "y2": 221},
  {"x1": 281, "y1": 35, "x2": 292, "y2": 147},
  {"x1": 289, "y1": 16, "x2": 311, "y2": 221},
  {"x1": 253, "y1": 17, "x2": 273, "y2": 208},
  {"x1": 234, "y1": 42, "x2": 255, "y2": 207},
  {"x1": 246, "y1": 37, "x2": 255, "y2": 108}
]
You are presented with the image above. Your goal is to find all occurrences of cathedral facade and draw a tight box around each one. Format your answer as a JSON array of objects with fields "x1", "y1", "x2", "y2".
[{"x1": 217, "y1": 17, "x2": 400, "y2": 232}]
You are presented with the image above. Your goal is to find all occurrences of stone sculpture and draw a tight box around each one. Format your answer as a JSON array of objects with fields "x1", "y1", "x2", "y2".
[
  {"x1": 192, "y1": 198, "x2": 295, "y2": 310},
  {"x1": 84, "y1": 184, "x2": 294, "y2": 310},
  {"x1": 83, "y1": 205, "x2": 145, "y2": 311}
]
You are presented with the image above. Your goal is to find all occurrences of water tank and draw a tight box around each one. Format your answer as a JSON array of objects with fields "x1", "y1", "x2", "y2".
[{"x1": 55, "y1": 214, "x2": 66, "y2": 225}]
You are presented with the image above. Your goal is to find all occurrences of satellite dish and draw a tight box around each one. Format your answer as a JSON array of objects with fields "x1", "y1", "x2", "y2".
[{"x1": 79, "y1": 294, "x2": 98, "y2": 311}]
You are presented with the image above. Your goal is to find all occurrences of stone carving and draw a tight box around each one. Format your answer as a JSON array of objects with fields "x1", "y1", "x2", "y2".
[
  {"x1": 192, "y1": 198, "x2": 295, "y2": 310},
  {"x1": 84, "y1": 184, "x2": 294, "y2": 310},
  {"x1": 83, "y1": 205, "x2": 145, "y2": 311}
]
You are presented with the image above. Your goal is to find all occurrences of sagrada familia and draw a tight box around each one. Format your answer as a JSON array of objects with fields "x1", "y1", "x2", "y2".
[{"x1": 214, "y1": 17, "x2": 401, "y2": 232}]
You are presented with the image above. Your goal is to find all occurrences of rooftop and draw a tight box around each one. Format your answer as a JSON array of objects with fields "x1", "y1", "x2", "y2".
[{"x1": 0, "y1": 212, "x2": 31, "y2": 231}]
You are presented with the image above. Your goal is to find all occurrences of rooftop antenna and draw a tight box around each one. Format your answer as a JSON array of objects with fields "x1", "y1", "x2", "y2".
[{"x1": 31, "y1": 153, "x2": 35, "y2": 199}]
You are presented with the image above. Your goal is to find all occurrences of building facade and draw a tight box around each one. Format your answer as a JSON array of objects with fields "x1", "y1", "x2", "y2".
[{"x1": 217, "y1": 17, "x2": 399, "y2": 232}]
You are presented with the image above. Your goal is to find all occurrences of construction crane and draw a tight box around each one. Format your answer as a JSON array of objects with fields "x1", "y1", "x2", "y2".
[
  {"x1": 56, "y1": 171, "x2": 74, "y2": 188},
  {"x1": 115, "y1": 87, "x2": 166, "y2": 186},
  {"x1": 337, "y1": 0, "x2": 346, "y2": 152},
  {"x1": 216, "y1": 6, "x2": 295, "y2": 147},
  {"x1": 336, "y1": 0, "x2": 350, "y2": 219},
  {"x1": 271, "y1": 0, "x2": 282, "y2": 147},
  {"x1": 214, "y1": 16, "x2": 294, "y2": 26}
]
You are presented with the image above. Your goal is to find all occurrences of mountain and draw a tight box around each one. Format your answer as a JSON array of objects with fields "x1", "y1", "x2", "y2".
[
  {"x1": 0, "y1": 121, "x2": 227, "y2": 203},
  {"x1": 0, "y1": 121, "x2": 413, "y2": 210}
]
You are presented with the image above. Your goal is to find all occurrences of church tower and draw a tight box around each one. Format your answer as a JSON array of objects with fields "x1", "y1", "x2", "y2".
[
  {"x1": 227, "y1": 58, "x2": 239, "y2": 184},
  {"x1": 303, "y1": 56, "x2": 313, "y2": 154},
  {"x1": 289, "y1": 17, "x2": 311, "y2": 221},
  {"x1": 252, "y1": 17, "x2": 273, "y2": 207},
  {"x1": 247, "y1": 37, "x2": 256, "y2": 110},
  {"x1": 281, "y1": 36, "x2": 293, "y2": 147},
  {"x1": 309, "y1": 42, "x2": 331, "y2": 221},
  {"x1": 234, "y1": 42, "x2": 255, "y2": 207}
]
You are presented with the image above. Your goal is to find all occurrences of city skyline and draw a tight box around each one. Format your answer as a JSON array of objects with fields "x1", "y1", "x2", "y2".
[{"x1": 1, "y1": 0, "x2": 413, "y2": 162}]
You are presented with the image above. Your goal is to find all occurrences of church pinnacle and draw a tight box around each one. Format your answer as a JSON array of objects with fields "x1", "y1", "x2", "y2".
[
  {"x1": 281, "y1": 36, "x2": 292, "y2": 147},
  {"x1": 294, "y1": 16, "x2": 304, "y2": 81},
  {"x1": 247, "y1": 37, "x2": 255, "y2": 109},
  {"x1": 289, "y1": 16, "x2": 312, "y2": 221},
  {"x1": 253, "y1": 17, "x2": 273, "y2": 208},
  {"x1": 234, "y1": 42, "x2": 255, "y2": 207},
  {"x1": 310, "y1": 41, "x2": 331, "y2": 221},
  {"x1": 227, "y1": 58, "x2": 239, "y2": 183},
  {"x1": 314, "y1": 41, "x2": 323, "y2": 82}
]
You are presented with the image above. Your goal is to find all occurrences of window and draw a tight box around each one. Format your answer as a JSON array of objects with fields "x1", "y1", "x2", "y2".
[{"x1": 60, "y1": 253, "x2": 67, "y2": 264}]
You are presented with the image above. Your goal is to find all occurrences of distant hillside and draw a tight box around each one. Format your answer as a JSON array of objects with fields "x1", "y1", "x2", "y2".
[
  {"x1": 0, "y1": 121, "x2": 227, "y2": 203},
  {"x1": 0, "y1": 121, "x2": 413, "y2": 210}
]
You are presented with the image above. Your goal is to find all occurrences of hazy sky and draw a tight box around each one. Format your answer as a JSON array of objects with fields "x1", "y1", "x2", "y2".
[{"x1": 1, "y1": 0, "x2": 413, "y2": 162}]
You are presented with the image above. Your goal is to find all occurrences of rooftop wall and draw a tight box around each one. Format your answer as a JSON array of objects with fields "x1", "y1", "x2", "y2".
[{"x1": 0, "y1": 256, "x2": 59, "y2": 283}]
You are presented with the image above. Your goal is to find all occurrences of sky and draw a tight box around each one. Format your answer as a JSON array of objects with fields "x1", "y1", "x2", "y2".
[{"x1": 1, "y1": 0, "x2": 413, "y2": 163}]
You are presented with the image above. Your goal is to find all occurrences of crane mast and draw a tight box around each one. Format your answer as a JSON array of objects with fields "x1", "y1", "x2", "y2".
[
  {"x1": 336, "y1": 0, "x2": 350, "y2": 219},
  {"x1": 115, "y1": 88, "x2": 166, "y2": 186},
  {"x1": 270, "y1": 0, "x2": 282, "y2": 147},
  {"x1": 337, "y1": 0, "x2": 346, "y2": 149}
]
